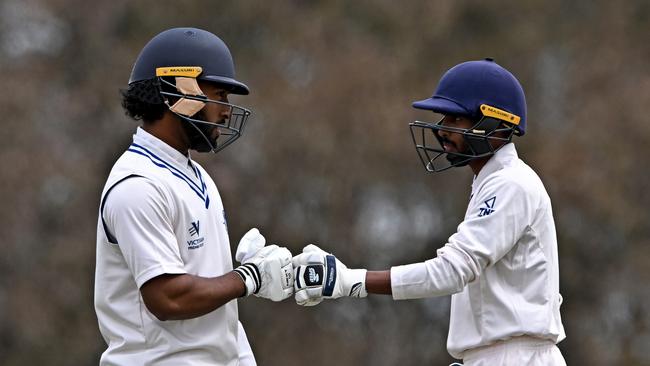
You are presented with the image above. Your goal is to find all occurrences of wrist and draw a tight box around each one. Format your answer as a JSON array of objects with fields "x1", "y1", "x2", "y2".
[
  {"x1": 366, "y1": 270, "x2": 392, "y2": 295},
  {"x1": 233, "y1": 263, "x2": 260, "y2": 297}
]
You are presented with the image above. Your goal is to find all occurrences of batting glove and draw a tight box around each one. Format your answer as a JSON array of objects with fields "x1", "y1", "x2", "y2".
[
  {"x1": 292, "y1": 244, "x2": 367, "y2": 306},
  {"x1": 234, "y1": 228, "x2": 294, "y2": 302}
]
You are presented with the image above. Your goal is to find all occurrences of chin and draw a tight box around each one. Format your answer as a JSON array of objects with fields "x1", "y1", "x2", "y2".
[{"x1": 446, "y1": 154, "x2": 470, "y2": 167}]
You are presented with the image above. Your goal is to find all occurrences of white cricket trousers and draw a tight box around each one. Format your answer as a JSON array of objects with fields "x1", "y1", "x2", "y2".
[{"x1": 460, "y1": 336, "x2": 566, "y2": 366}]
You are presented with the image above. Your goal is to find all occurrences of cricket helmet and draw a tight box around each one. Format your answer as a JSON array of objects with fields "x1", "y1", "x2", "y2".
[
  {"x1": 409, "y1": 58, "x2": 526, "y2": 172},
  {"x1": 127, "y1": 27, "x2": 251, "y2": 153},
  {"x1": 129, "y1": 27, "x2": 249, "y2": 95}
]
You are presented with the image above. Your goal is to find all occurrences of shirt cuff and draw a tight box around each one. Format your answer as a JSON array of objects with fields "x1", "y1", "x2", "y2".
[{"x1": 390, "y1": 262, "x2": 429, "y2": 300}]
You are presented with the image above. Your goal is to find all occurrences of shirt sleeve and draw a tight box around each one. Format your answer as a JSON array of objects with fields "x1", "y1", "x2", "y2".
[
  {"x1": 391, "y1": 175, "x2": 532, "y2": 300},
  {"x1": 103, "y1": 177, "x2": 186, "y2": 287}
]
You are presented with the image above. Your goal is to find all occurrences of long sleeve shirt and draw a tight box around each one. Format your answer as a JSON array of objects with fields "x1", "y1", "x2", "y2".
[{"x1": 391, "y1": 143, "x2": 565, "y2": 359}]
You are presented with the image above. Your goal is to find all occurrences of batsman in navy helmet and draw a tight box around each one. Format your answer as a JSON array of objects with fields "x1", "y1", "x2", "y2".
[
  {"x1": 410, "y1": 58, "x2": 527, "y2": 173},
  {"x1": 290, "y1": 59, "x2": 567, "y2": 365},
  {"x1": 123, "y1": 27, "x2": 251, "y2": 153},
  {"x1": 95, "y1": 28, "x2": 295, "y2": 366}
]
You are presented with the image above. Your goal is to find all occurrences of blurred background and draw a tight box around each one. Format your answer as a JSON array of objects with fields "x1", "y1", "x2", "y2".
[{"x1": 1, "y1": 0, "x2": 649, "y2": 365}]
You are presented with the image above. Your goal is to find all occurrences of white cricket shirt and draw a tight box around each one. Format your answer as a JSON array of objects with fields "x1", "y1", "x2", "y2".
[
  {"x1": 94, "y1": 128, "x2": 251, "y2": 365},
  {"x1": 391, "y1": 143, "x2": 566, "y2": 359}
]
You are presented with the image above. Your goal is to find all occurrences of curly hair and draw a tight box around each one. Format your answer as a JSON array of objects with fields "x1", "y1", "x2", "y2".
[{"x1": 120, "y1": 79, "x2": 168, "y2": 122}]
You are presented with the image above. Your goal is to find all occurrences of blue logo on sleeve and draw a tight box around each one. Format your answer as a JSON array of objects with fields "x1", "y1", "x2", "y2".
[{"x1": 478, "y1": 196, "x2": 496, "y2": 217}]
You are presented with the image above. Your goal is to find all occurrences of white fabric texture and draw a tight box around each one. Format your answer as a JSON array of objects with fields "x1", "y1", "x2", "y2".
[
  {"x1": 462, "y1": 336, "x2": 566, "y2": 366},
  {"x1": 390, "y1": 143, "x2": 565, "y2": 359},
  {"x1": 95, "y1": 128, "x2": 249, "y2": 365},
  {"x1": 237, "y1": 321, "x2": 257, "y2": 366}
]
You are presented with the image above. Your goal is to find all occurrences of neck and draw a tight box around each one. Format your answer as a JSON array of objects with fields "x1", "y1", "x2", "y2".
[
  {"x1": 468, "y1": 156, "x2": 490, "y2": 175},
  {"x1": 142, "y1": 114, "x2": 190, "y2": 156},
  {"x1": 468, "y1": 141, "x2": 511, "y2": 175}
]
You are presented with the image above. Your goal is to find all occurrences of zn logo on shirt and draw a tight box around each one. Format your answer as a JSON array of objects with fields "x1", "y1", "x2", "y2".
[{"x1": 478, "y1": 196, "x2": 496, "y2": 217}]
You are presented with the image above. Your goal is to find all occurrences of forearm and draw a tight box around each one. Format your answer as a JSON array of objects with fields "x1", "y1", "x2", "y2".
[
  {"x1": 141, "y1": 271, "x2": 245, "y2": 321},
  {"x1": 310, "y1": 265, "x2": 460, "y2": 297},
  {"x1": 365, "y1": 270, "x2": 392, "y2": 295},
  {"x1": 391, "y1": 251, "x2": 475, "y2": 300}
]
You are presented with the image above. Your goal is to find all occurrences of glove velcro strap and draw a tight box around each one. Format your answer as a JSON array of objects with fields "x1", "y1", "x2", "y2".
[
  {"x1": 323, "y1": 255, "x2": 337, "y2": 297},
  {"x1": 234, "y1": 263, "x2": 261, "y2": 296}
]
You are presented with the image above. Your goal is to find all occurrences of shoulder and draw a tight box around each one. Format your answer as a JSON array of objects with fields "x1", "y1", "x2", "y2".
[
  {"x1": 477, "y1": 160, "x2": 549, "y2": 211},
  {"x1": 105, "y1": 177, "x2": 171, "y2": 215},
  {"x1": 107, "y1": 148, "x2": 188, "y2": 193},
  {"x1": 105, "y1": 149, "x2": 157, "y2": 184}
]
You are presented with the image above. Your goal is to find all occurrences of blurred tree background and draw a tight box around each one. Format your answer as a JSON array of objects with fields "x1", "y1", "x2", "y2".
[{"x1": 0, "y1": 0, "x2": 649, "y2": 365}]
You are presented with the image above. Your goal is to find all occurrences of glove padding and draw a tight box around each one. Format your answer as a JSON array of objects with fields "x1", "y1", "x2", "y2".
[
  {"x1": 234, "y1": 228, "x2": 293, "y2": 302},
  {"x1": 292, "y1": 244, "x2": 367, "y2": 306}
]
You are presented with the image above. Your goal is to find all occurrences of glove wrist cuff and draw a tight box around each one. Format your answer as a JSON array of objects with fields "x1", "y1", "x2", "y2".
[
  {"x1": 234, "y1": 263, "x2": 260, "y2": 297},
  {"x1": 346, "y1": 268, "x2": 368, "y2": 298}
]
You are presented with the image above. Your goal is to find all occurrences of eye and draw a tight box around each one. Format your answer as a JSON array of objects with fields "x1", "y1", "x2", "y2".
[
  {"x1": 444, "y1": 116, "x2": 461, "y2": 126},
  {"x1": 211, "y1": 91, "x2": 228, "y2": 102}
]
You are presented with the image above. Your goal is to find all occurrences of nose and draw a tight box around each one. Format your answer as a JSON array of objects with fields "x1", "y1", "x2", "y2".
[{"x1": 218, "y1": 104, "x2": 231, "y2": 122}]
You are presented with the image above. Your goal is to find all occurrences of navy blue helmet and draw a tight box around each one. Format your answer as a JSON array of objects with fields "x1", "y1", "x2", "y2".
[
  {"x1": 128, "y1": 27, "x2": 251, "y2": 153},
  {"x1": 129, "y1": 27, "x2": 249, "y2": 95},
  {"x1": 409, "y1": 59, "x2": 526, "y2": 172}
]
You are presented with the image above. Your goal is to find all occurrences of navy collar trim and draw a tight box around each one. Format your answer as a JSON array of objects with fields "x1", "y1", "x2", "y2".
[{"x1": 128, "y1": 143, "x2": 210, "y2": 209}]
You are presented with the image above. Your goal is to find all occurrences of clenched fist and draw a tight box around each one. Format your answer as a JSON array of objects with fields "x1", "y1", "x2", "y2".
[
  {"x1": 292, "y1": 244, "x2": 367, "y2": 306},
  {"x1": 234, "y1": 228, "x2": 294, "y2": 301}
]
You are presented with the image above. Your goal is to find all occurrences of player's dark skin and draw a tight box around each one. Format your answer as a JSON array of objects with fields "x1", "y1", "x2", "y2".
[
  {"x1": 142, "y1": 81, "x2": 230, "y2": 156},
  {"x1": 366, "y1": 115, "x2": 507, "y2": 295},
  {"x1": 139, "y1": 81, "x2": 247, "y2": 321}
]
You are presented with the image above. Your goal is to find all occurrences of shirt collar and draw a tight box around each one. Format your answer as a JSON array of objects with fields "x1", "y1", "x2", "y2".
[
  {"x1": 132, "y1": 127, "x2": 194, "y2": 170},
  {"x1": 471, "y1": 143, "x2": 518, "y2": 194}
]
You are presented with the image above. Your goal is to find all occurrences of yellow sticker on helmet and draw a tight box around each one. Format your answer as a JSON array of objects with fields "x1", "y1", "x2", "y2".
[
  {"x1": 480, "y1": 104, "x2": 520, "y2": 125},
  {"x1": 155, "y1": 66, "x2": 203, "y2": 78}
]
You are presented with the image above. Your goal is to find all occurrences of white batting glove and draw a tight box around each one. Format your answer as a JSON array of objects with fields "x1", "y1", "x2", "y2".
[
  {"x1": 292, "y1": 244, "x2": 367, "y2": 306},
  {"x1": 234, "y1": 228, "x2": 294, "y2": 302}
]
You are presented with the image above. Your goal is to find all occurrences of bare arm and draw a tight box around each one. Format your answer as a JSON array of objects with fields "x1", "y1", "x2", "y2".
[
  {"x1": 140, "y1": 272, "x2": 245, "y2": 321},
  {"x1": 366, "y1": 270, "x2": 392, "y2": 295}
]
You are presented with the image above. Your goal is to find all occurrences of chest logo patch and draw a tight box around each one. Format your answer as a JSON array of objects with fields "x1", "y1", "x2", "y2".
[
  {"x1": 478, "y1": 196, "x2": 496, "y2": 217},
  {"x1": 187, "y1": 220, "x2": 205, "y2": 250},
  {"x1": 189, "y1": 221, "x2": 200, "y2": 236}
]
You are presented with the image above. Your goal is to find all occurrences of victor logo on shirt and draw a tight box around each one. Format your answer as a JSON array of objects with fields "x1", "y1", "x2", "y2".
[
  {"x1": 189, "y1": 221, "x2": 200, "y2": 236},
  {"x1": 478, "y1": 196, "x2": 496, "y2": 217},
  {"x1": 187, "y1": 220, "x2": 205, "y2": 250}
]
